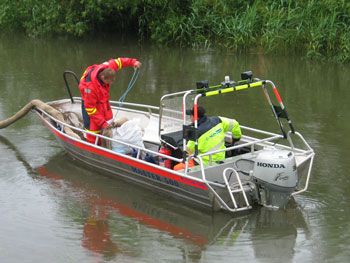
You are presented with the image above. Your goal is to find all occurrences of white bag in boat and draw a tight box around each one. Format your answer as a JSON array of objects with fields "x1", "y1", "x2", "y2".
[{"x1": 111, "y1": 119, "x2": 145, "y2": 154}]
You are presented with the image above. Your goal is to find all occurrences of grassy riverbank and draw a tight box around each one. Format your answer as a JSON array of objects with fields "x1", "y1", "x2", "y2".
[{"x1": 1, "y1": 0, "x2": 349, "y2": 62}]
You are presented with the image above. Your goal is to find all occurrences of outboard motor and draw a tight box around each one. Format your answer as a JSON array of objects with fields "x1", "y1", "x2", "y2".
[{"x1": 252, "y1": 148, "x2": 297, "y2": 208}]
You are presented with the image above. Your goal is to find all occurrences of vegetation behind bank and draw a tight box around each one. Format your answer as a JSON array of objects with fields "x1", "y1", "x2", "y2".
[{"x1": 1, "y1": 0, "x2": 349, "y2": 62}]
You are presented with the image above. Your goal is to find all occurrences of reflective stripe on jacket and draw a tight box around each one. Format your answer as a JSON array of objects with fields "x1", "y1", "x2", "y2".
[
  {"x1": 187, "y1": 116, "x2": 241, "y2": 164},
  {"x1": 79, "y1": 58, "x2": 138, "y2": 131}
]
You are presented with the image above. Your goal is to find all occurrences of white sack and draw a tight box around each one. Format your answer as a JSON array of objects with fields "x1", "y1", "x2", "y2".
[{"x1": 111, "y1": 119, "x2": 145, "y2": 154}]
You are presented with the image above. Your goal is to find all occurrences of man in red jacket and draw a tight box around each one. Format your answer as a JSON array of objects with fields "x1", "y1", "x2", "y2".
[{"x1": 79, "y1": 57, "x2": 141, "y2": 144}]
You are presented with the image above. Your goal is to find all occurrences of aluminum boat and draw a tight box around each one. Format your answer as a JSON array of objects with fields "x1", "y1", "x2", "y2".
[{"x1": 34, "y1": 71, "x2": 314, "y2": 214}]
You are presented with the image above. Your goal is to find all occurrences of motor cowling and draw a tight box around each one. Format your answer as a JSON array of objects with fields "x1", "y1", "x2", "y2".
[
  {"x1": 252, "y1": 149, "x2": 297, "y2": 188},
  {"x1": 251, "y1": 148, "x2": 298, "y2": 208}
]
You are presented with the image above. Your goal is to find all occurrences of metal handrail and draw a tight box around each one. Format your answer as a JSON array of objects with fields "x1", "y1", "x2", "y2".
[
  {"x1": 240, "y1": 125, "x2": 285, "y2": 137},
  {"x1": 42, "y1": 97, "x2": 314, "y2": 196},
  {"x1": 196, "y1": 126, "x2": 314, "y2": 161},
  {"x1": 288, "y1": 131, "x2": 315, "y2": 195},
  {"x1": 46, "y1": 99, "x2": 313, "y2": 171},
  {"x1": 223, "y1": 167, "x2": 251, "y2": 210},
  {"x1": 199, "y1": 134, "x2": 283, "y2": 159},
  {"x1": 196, "y1": 156, "x2": 251, "y2": 212},
  {"x1": 38, "y1": 109, "x2": 215, "y2": 189},
  {"x1": 292, "y1": 153, "x2": 315, "y2": 195},
  {"x1": 63, "y1": 71, "x2": 79, "y2": 103},
  {"x1": 287, "y1": 130, "x2": 314, "y2": 152},
  {"x1": 36, "y1": 107, "x2": 182, "y2": 164},
  {"x1": 197, "y1": 156, "x2": 232, "y2": 210},
  {"x1": 110, "y1": 100, "x2": 160, "y2": 112},
  {"x1": 71, "y1": 97, "x2": 160, "y2": 112}
]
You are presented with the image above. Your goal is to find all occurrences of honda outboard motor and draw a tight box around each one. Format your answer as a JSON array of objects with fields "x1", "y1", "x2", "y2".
[{"x1": 252, "y1": 148, "x2": 297, "y2": 208}]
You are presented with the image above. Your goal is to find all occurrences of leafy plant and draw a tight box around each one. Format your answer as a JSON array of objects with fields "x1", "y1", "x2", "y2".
[{"x1": 0, "y1": 0, "x2": 349, "y2": 62}]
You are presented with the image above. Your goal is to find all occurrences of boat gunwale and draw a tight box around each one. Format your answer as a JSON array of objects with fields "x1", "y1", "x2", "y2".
[
  {"x1": 52, "y1": 98, "x2": 313, "y2": 154},
  {"x1": 39, "y1": 98, "x2": 314, "y2": 170},
  {"x1": 37, "y1": 98, "x2": 315, "y2": 194},
  {"x1": 34, "y1": 107, "x2": 213, "y2": 187}
]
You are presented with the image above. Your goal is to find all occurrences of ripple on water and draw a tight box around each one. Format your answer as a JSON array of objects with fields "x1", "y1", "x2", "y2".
[
  {"x1": 295, "y1": 195, "x2": 327, "y2": 211},
  {"x1": 0, "y1": 169, "x2": 91, "y2": 261}
]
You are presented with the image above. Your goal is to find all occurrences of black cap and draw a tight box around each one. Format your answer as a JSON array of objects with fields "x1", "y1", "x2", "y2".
[{"x1": 186, "y1": 106, "x2": 206, "y2": 118}]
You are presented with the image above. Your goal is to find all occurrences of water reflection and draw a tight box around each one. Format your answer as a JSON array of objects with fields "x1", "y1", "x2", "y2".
[
  {"x1": 81, "y1": 204, "x2": 120, "y2": 259},
  {"x1": 34, "y1": 155, "x2": 229, "y2": 259},
  {"x1": 0, "y1": 134, "x2": 310, "y2": 262},
  {"x1": 249, "y1": 207, "x2": 306, "y2": 262}
]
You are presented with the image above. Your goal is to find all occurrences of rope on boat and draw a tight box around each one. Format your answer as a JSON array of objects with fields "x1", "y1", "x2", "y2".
[
  {"x1": 119, "y1": 68, "x2": 140, "y2": 102},
  {"x1": 0, "y1": 99, "x2": 80, "y2": 140},
  {"x1": 113, "y1": 68, "x2": 140, "y2": 120}
]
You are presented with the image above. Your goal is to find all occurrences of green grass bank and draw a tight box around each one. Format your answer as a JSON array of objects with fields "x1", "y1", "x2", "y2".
[{"x1": 1, "y1": 0, "x2": 349, "y2": 62}]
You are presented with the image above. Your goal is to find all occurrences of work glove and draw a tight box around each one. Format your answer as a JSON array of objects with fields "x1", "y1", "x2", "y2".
[{"x1": 133, "y1": 60, "x2": 142, "y2": 69}]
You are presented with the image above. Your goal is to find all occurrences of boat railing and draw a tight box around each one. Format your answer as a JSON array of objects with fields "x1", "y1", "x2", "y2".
[
  {"x1": 292, "y1": 152, "x2": 314, "y2": 195},
  {"x1": 67, "y1": 100, "x2": 312, "y2": 157},
  {"x1": 38, "y1": 109, "x2": 225, "y2": 192},
  {"x1": 192, "y1": 126, "x2": 314, "y2": 203},
  {"x1": 36, "y1": 107, "x2": 183, "y2": 165},
  {"x1": 222, "y1": 167, "x2": 252, "y2": 212},
  {"x1": 72, "y1": 97, "x2": 160, "y2": 115},
  {"x1": 241, "y1": 125, "x2": 314, "y2": 154},
  {"x1": 198, "y1": 134, "x2": 283, "y2": 165},
  {"x1": 288, "y1": 131, "x2": 315, "y2": 195},
  {"x1": 188, "y1": 133, "x2": 276, "y2": 210},
  {"x1": 286, "y1": 130, "x2": 314, "y2": 153},
  {"x1": 110, "y1": 100, "x2": 160, "y2": 113},
  {"x1": 37, "y1": 102, "x2": 314, "y2": 199},
  {"x1": 195, "y1": 155, "x2": 253, "y2": 212},
  {"x1": 43, "y1": 100, "x2": 314, "y2": 168}
]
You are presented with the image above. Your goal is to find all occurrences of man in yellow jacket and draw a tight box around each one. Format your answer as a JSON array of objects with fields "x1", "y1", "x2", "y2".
[{"x1": 186, "y1": 106, "x2": 242, "y2": 165}]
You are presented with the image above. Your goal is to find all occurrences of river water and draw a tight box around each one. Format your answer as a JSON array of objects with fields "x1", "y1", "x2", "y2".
[{"x1": 0, "y1": 34, "x2": 350, "y2": 262}]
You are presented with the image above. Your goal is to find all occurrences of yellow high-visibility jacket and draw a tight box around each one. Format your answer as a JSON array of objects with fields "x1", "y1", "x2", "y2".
[{"x1": 187, "y1": 116, "x2": 241, "y2": 164}]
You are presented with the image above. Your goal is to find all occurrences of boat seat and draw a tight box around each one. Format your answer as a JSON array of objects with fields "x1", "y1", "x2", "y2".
[{"x1": 160, "y1": 130, "x2": 183, "y2": 149}]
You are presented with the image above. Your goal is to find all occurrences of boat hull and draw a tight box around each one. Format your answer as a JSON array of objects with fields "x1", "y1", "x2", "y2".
[{"x1": 45, "y1": 120, "x2": 222, "y2": 211}]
